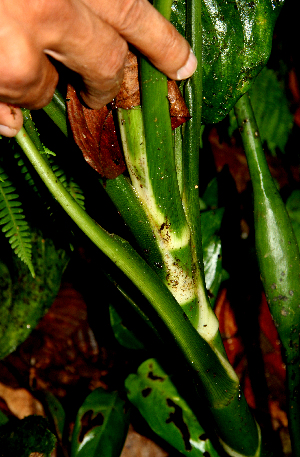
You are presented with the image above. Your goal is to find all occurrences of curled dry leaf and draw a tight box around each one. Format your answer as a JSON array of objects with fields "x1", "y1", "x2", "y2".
[
  {"x1": 67, "y1": 51, "x2": 190, "y2": 179},
  {"x1": 67, "y1": 87, "x2": 126, "y2": 179}
]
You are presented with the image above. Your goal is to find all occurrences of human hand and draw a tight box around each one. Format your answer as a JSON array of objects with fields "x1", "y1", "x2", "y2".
[{"x1": 0, "y1": 0, "x2": 197, "y2": 137}]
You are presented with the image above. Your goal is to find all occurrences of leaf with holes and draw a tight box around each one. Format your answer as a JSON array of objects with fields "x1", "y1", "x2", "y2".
[
  {"x1": 71, "y1": 388, "x2": 130, "y2": 457},
  {"x1": 125, "y1": 358, "x2": 221, "y2": 457}
]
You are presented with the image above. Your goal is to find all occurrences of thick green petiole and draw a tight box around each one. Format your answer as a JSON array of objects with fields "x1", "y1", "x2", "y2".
[
  {"x1": 15, "y1": 125, "x2": 267, "y2": 457},
  {"x1": 43, "y1": 90, "x2": 68, "y2": 137},
  {"x1": 235, "y1": 93, "x2": 300, "y2": 456}
]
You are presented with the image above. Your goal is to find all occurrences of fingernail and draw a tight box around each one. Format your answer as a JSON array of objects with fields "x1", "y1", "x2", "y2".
[
  {"x1": 0, "y1": 125, "x2": 18, "y2": 137},
  {"x1": 177, "y1": 49, "x2": 197, "y2": 80}
]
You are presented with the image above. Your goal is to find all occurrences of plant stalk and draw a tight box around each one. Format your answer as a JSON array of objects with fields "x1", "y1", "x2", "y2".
[
  {"x1": 15, "y1": 127, "x2": 266, "y2": 456},
  {"x1": 235, "y1": 92, "x2": 300, "y2": 456}
]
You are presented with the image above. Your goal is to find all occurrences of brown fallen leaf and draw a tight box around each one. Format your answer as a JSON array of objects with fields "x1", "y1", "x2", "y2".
[
  {"x1": 67, "y1": 51, "x2": 190, "y2": 179},
  {"x1": 0, "y1": 383, "x2": 44, "y2": 419},
  {"x1": 121, "y1": 425, "x2": 169, "y2": 457}
]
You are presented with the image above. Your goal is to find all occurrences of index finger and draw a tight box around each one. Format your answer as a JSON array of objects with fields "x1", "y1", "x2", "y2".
[{"x1": 82, "y1": 0, "x2": 197, "y2": 80}]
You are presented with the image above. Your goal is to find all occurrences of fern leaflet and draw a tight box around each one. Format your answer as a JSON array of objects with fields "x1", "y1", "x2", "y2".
[
  {"x1": 0, "y1": 167, "x2": 35, "y2": 277},
  {"x1": 68, "y1": 178, "x2": 85, "y2": 210},
  {"x1": 49, "y1": 158, "x2": 85, "y2": 209}
]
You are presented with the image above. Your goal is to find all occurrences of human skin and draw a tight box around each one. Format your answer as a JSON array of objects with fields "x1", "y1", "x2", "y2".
[{"x1": 0, "y1": 0, "x2": 197, "y2": 137}]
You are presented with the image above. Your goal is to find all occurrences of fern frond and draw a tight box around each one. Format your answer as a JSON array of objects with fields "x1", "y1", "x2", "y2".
[
  {"x1": 0, "y1": 167, "x2": 35, "y2": 277},
  {"x1": 14, "y1": 151, "x2": 39, "y2": 193},
  {"x1": 48, "y1": 158, "x2": 68, "y2": 188},
  {"x1": 48, "y1": 158, "x2": 85, "y2": 209},
  {"x1": 68, "y1": 178, "x2": 85, "y2": 210}
]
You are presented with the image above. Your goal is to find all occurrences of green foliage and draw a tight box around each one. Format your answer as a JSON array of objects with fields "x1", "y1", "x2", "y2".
[
  {"x1": 171, "y1": 0, "x2": 284, "y2": 123},
  {"x1": 0, "y1": 415, "x2": 56, "y2": 457},
  {"x1": 0, "y1": 167, "x2": 34, "y2": 277},
  {"x1": 109, "y1": 304, "x2": 146, "y2": 350},
  {"x1": 229, "y1": 67, "x2": 293, "y2": 154},
  {"x1": 47, "y1": 158, "x2": 85, "y2": 210},
  {"x1": 0, "y1": 230, "x2": 68, "y2": 359},
  {"x1": 0, "y1": 410, "x2": 9, "y2": 427},
  {"x1": 201, "y1": 208, "x2": 226, "y2": 303},
  {"x1": 125, "y1": 358, "x2": 221, "y2": 457},
  {"x1": 71, "y1": 388, "x2": 130, "y2": 457},
  {"x1": 43, "y1": 391, "x2": 66, "y2": 445},
  {"x1": 286, "y1": 190, "x2": 300, "y2": 247}
]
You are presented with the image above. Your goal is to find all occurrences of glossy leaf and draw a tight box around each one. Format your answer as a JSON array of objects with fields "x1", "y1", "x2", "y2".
[
  {"x1": 171, "y1": 0, "x2": 284, "y2": 123},
  {"x1": 71, "y1": 388, "x2": 129, "y2": 457},
  {"x1": 0, "y1": 231, "x2": 68, "y2": 359},
  {"x1": 201, "y1": 208, "x2": 225, "y2": 301},
  {"x1": 229, "y1": 67, "x2": 293, "y2": 155},
  {"x1": 109, "y1": 304, "x2": 145, "y2": 350},
  {"x1": 125, "y1": 358, "x2": 221, "y2": 457}
]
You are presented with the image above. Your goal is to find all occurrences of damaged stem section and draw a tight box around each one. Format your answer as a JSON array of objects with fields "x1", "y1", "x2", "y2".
[
  {"x1": 117, "y1": 87, "x2": 263, "y2": 457},
  {"x1": 117, "y1": 104, "x2": 222, "y2": 350},
  {"x1": 235, "y1": 93, "x2": 300, "y2": 456}
]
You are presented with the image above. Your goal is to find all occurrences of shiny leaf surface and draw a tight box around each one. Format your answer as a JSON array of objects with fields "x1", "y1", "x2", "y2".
[
  {"x1": 125, "y1": 358, "x2": 221, "y2": 457},
  {"x1": 71, "y1": 388, "x2": 129, "y2": 457},
  {"x1": 171, "y1": 0, "x2": 284, "y2": 123}
]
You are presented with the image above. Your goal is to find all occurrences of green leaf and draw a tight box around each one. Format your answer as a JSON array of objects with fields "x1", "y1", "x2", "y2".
[
  {"x1": 0, "y1": 409, "x2": 9, "y2": 426},
  {"x1": 125, "y1": 358, "x2": 221, "y2": 457},
  {"x1": 71, "y1": 388, "x2": 129, "y2": 457},
  {"x1": 201, "y1": 208, "x2": 225, "y2": 303},
  {"x1": 201, "y1": 177, "x2": 219, "y2": 209},
  {"x1": 171, "y1": 0, "x2": 284, "y2": 123},
  {"x1": 0, "y1": 167, "x2": 34, "y2": 276},
  {"x1": 249, "y1": 67, "x2": 293, "y2": 155},
  {"x1": 43, "y1": 391, "x2": 66, "y2": 444},
  {"x1": 0, "y1": 230, "x2": 68, "y2": 359},
  {"x1": 229, "y1": 67, "x2": 293, "y2": 155},
  {"x1": 286, "y1": 190, "x2": 300, "y2": 248},
  {"x1": 109, "y1": 305, "x2": 145, "y2": 350}
]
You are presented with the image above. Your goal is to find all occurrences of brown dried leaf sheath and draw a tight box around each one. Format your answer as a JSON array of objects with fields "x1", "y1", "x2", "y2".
[
  {"x1": 67, "y1": 51, "x2": 190, "y2": 179},
  {"x1": 66, "y1": 86, "x2": 126, "y2": 179}
]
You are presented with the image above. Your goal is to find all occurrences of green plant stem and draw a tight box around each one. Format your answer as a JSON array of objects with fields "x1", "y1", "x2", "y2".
[
  {"x1": 43, "y1": 90, "x2": 68, "y2": 137},
  {"x1": 181, "y1": 0, "x2": 224, "y2": 350},
  {"x1": 22, "y1": 109, "x2": 45, "y2": 154},
  {"x1": 235, "y1": 93, "x2": 300, "y2": 456},
  {"x1": 15, "y1": 127, "x2": 266, "y2": 456},
  {"x1": 183, "y1": 0, "x2": 204, "y2": 284},
  {"x1": 103, "y1": 174, "x2": 165, "y2": 275}
]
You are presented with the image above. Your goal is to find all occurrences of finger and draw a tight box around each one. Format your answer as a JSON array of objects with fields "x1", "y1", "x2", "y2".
[
  {"x1": 0, "y1": 103, "x2": 23, "y2": 137},
  {"x1": 82, "y1": 0, "x2": 197, "y2": 80},
  {"x1": 27, "y1": 0, "x2": 129, "y2": 109},
  {"x1": 0, "y1": 11, "x2": 59, "y2": 109}
]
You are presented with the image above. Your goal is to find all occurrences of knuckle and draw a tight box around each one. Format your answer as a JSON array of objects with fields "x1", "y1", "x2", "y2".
[
  {"x1": 0, "y1": 36, "x2": 38, "y2": 93},
  {"x1": 100, "y1": 40, "x2": 128, "y2": 80},
  {"x1": 114, "y1": 0, "x2": 145, "y2": 34}
]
